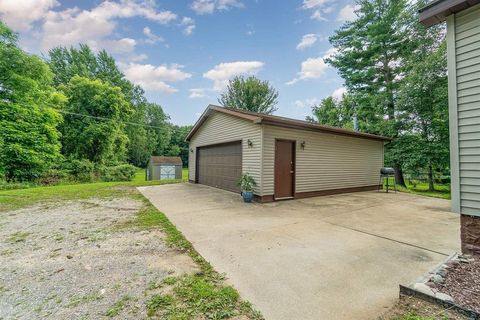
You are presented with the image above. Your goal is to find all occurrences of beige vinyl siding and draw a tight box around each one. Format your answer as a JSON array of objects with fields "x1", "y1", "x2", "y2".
[
  {"x1": 453, "y1": 4, "x2": 480, "y2": 216},
  {"x1": 188, "y1": 112, "x2": 262, "y2": 194},
  {"x1": 261, "y1": 125, "x2": 384, "y2": 196}
]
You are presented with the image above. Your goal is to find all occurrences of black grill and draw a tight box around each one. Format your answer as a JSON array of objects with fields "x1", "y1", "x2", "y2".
[
  {"x1": 378, "y1": 167, "x2": 396, "y2": 193},
  {"x1": 380, "y1": 167, "x2": 395, "y2": 175}
]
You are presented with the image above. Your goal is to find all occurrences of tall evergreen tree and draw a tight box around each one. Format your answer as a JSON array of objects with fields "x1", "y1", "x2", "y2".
[
  {"x1": 327, "y1": 0, "x2": 413, "y2": 186},
  {"x1": 397, "y1": 5, "x2": 448, "y2": 191}
]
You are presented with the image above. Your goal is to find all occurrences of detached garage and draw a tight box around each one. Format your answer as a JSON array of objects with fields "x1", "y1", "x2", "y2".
[{"x1": 186, "y1": 105, "x2": 391, "y2": 202}]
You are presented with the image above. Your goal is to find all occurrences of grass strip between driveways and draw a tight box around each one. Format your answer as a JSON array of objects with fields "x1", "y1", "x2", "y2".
[{"x1": 126, "y1": 193, "x2": 263, "y2": 319}]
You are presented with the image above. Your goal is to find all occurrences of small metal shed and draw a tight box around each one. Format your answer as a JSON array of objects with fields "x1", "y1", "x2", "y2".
[{"x1": 146, "y1": 156, "x2": 182, "y2": 181}]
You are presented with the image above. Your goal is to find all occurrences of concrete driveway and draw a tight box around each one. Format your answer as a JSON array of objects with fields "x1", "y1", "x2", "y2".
[{"x1": 138, "y1": 183, "x2": 460, "y2": 320}]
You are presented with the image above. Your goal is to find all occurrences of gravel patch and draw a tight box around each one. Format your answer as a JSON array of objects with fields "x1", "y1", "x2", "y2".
[
  {"x1": 429, "y1": 256, "x2": 480, "y2": 313},
  {"x1": 0, "y1": 198, "x2": 198, "y2": 319}
]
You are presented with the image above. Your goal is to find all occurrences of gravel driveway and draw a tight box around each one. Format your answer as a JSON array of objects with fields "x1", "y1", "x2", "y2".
[{"x1": 0, "y1": 198, "x2": 197, "y2": 319}]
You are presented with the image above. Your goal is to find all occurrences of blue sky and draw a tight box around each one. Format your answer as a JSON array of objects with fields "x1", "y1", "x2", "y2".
[{"x1": 0, "y1": 0, "x2": 357, "y2": 125}]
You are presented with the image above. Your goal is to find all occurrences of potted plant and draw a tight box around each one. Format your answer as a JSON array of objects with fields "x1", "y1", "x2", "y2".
[{"x1": 238, "y1": 173, "x2": 256, "y2": 203}]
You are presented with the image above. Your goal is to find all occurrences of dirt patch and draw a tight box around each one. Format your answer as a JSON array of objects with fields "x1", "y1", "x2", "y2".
[
  {"x1": 0, "y1": 198, "x2": 198, "y2": 319},
  {"x1": 379, "y1": 295, "x2": 470, "y2": 320},
  {"x1": 429, "y1": 256, "x2": 480, "y2": 313}
]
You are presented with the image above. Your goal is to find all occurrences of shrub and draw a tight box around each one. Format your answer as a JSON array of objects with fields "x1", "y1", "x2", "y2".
[
  {"x1": 0, "y1": 180, "x2": 36, "y2": 191},
  {"x1": 38, "y1": 169, "x2": 69, "y2": 185},
  {"x1": 67, "y1": 159, "x2": 95, "y2": 182},
  {"x1": 100, "y1": 164, "x2": 137, "y2": 182}
]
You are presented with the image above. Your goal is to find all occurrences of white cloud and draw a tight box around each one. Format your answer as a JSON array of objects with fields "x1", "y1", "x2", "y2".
[
  {"x1": 331, "y1": 87, "x2": 347, "y2": 100},
  {"x1": 180, "y1": 17, "x2": 196, "y2": 35},
  {"x1": 294, "y1": 98, "x2": 321, "y2": 109},
  {"x1": 322, "y1": 5, "x2": 335, "y2": 14},
  {"x1": 301, "y1": 0, "x2": 334, "y2": 21},
  {"x1": 130, "y1": 53, "x2": 148, "y2": 62},
  {"x1": 191, "y1": 0, "x2": 243, "y2": 15},
  {"x1": 0, "y1": 0, "x2": 58, "y2": 31},
  {"x1": 301, "y1": 0, "x2": 332, "y2": 9},
  {"x1": 183, "y1": 24, "x2": 196, "y2": 35},
  {"x1": 337, "y1": 4, "x2": 359, "y2": 21},
  {"x1": 121, "y1": 63, "x2": 192, "y2": 94},
  {"x1": 4, "y1": 0, "x2": 178, "y2": 52},
  {"x1": 143, "y1": 27, "x2": 163, "y2": 44},
  {"x1": 99, "y1": 38, "x2": 137, "y2": 53},
  {"x1": 296, "y1": 34, "x2": 318, "y2": 50},
  {"x1": 89, "y1": 1, "x2": 177, "y2": 24},
  {"x1": 310, "y1": 10, "x2": 327, "y2": 21},
  {"x1": 191, "y1": 0, "x2": 215, "y2": 14},
  {"x1": 189, "y1": 88, "x2": 207, "y2": 98},
  {"x1": 323, "y1": 47, "x2": 338, "y2": 60},
  {"x1": 203, "y1": 61, "x2": 264, "y2": 90},
  {"x1": 286, "y1": 57, "x2": 328, "y2": 85},
  {"x1": 286, "y1": 48, "x2": 335, "y2": 85},
  {"x1": 181, "y1": 16, "x2": 195, "y2": 25}
]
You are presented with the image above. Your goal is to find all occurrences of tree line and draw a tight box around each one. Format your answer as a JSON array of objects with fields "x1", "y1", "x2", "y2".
[{"x1": 0, "y1": 22, "x2": 190, "y2": 183}]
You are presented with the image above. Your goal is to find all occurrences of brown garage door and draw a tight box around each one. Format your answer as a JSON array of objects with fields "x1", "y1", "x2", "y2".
[{"x1": 197, "y1": 141, "x2": 242, "y2": 192}]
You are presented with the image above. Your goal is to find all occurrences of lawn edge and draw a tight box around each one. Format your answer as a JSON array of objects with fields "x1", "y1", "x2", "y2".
[{"x1": 125, "y1": 190, "x2": 264, "y2": 319}]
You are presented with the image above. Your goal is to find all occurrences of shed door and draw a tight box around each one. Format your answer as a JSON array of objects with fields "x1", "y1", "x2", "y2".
[
  {"x1": 197, "y1": 141, "x2": 242, "y2": 192},
  {"x1": 160, "y1": 165, "x2": 176, "y2": 180}
]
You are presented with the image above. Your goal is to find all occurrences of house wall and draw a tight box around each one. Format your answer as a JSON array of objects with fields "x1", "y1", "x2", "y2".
[
  {"x1": 447, "y1": 4, "x2": 480, "y2": 217},
  {"x1": 261, "y1": 125, "x2": 384, "y2": 196},
  {"x1": 188, "y1": 112, "x2": 263, "y2": 194}
]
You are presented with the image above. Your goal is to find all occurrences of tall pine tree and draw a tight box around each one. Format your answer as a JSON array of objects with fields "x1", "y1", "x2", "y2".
[{"x1": 327, "y1": 0, "x2": 413, "y2": 186}]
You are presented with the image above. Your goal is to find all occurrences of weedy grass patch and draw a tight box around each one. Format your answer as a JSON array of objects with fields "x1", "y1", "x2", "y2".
[
  {"x1": 105, "y1": 295, "x2": 132, "y2": 317},
  {"x1": 6, "y1": 231, "x2": 30, "y2": 243},
  {"x1": 145, "y1": 274, "x2": 260, "y2": 320}
]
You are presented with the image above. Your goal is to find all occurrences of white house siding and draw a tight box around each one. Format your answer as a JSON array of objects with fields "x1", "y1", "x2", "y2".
[
  {"x1": 261, "y1": 125, "x2": 384, "y2": 196},
  {"x1": 188, "y1": 112, "x2": 263, "y2": 194},
  {"x1": 448, "y1": 4, "x2": 480, "y2": 216}
]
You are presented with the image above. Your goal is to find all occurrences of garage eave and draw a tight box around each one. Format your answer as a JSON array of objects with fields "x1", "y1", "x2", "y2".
[{"x1": 419, "y1": 0, "x2": 480, "y2": 27}]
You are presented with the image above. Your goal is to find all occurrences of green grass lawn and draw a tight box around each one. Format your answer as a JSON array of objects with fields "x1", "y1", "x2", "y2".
[
  {"x1": 0, "y1": 168, "x2": 189, "y2": 212},
  {"x1": 383, "y1": 178, "x2": 451, "y2": 200}
]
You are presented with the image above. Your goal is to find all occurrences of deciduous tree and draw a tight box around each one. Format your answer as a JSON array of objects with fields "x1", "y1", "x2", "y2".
[
  {"x1": 60, "y1": 76, "x2": 132, "y2": 164},
  {"x1": 0, "y1": 22, "x2": 64, "y2": 181},
  {"x1": 219, "y1": 75, "x2": 279, "y2": 114},
  {"x1": 306, "y1": 96, "x2": 353, "y2": 128}
]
